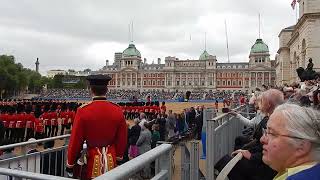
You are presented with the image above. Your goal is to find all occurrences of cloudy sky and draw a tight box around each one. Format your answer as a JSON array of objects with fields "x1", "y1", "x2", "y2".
[{"x1": 0, "y1": 0, "x2": 297, "y2": 75}]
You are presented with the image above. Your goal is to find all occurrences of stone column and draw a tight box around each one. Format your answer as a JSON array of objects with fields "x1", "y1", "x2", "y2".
[
  {"x1": 115, "y1": 73, "x2": 118, "y2": 87},
  {"x1": 269, "y1": 71, "x2": 272, "y2": 86},
  {"x1": 242, "y1": 72, "x2": 245, "y2": 89},
  {"x1": 263, "y1": 72, "x2": 265, "y2": 85},
  {"x1": 171, "y1": 73, "x2": 174, "y2": 87},
  {"x1": 136, "y1": 73, "x2": 138, "y2": 88},
  {"x1": 131, "y1": 73, "x2": 133, "y2": 87},
  {"x1": 255, "y1": 72, "x2": 258, "y2": 87},
  {"x1": 141, "y1": 73, "x2": 144, "y2": 88},
  {"x1": 249, "y1": 72, "x2": 252, "y2": 87},
  {"x1": 205, "y1": 73, "x2": 208, "y2": 87}
]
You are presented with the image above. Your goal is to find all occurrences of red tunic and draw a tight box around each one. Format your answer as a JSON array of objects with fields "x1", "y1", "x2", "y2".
[
  {"x1": 40, "y1": 112, "x2": 51, "y2": 126},
  {"x1": 67, "y1": 99, "x2": 127, "y2": 179}
]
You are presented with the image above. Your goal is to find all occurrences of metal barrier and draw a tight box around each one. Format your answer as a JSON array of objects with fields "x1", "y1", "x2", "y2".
[
  {"x1": 0, "y1": 134, "x2": 173, "y2": 180},
  {"x1": 180, "y1": 141, "x2": 202, "y2": 180},
  {"x1": 0, "y1": 135, "x2": 70, "y2": 179},
  {"x1": 205, "y1": 105, "x2": 248, "y2": 180},
  {"x1": 95, "y1": 144, "x2": 173, "y2": 180}
]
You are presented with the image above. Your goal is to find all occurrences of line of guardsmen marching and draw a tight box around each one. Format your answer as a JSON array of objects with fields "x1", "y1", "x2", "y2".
[
  {"x1": 0, "y1": 100, "x2": 79, "y2": 144},
  {"x1": 120, "y1": 101, "x2": 163, "y2": 120},
  {"x1": 0, "y1": 99, "x2": 164, "y2": 145}
]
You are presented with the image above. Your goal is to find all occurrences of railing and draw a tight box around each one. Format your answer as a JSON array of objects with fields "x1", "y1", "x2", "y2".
[
  {"x1": 205, "y1": 105, "x2": 248, "y2": 180},
  {"x1": 180, "y1": 141, "x2": 202, "y2": 180},
  {"x1": 96, "y1": 144, "x2": 173, "y2": 180},
  {"x1": 0, "y1": 135, "x2": 70, "y2": 180},
  {"x1": 0, "y1": 134, "x2": 173, "y2": 180}
]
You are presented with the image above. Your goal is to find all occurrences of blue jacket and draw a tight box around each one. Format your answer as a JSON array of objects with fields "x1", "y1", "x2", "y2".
[{"x1": 287, "y1": 164, "x2": 320, "y2": 180}]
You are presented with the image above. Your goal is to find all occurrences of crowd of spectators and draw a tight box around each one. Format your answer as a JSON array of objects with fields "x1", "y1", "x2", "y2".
[
  {"x1": 124, "y1": 105, "x2": 204, "y2": 178},
  {"x1": 214, "y1": 64, "x2": 320, "y2": 180},
  {"x1": 38, "y1": 88, "x2": 249, "y2": 102},
  {"x1": 38, "y1": 89, "x2": 90, "y2": 99}
]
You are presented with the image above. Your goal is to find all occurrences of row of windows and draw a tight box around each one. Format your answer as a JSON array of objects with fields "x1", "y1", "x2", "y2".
[
  {"x1": 112, "y1": 72, "x2": 275, "y2": 79},
  {"x1": 125, "y1": 61, "x2": 134, "y2": 65},
  {"x1": 217, "y1": 80, "x2": 246, "y2": 86},
  {"x1": 218, "y1": 72, "x2": 246, "y2": 78},
  {"x1": 217, "y1": 65, "x2": 248, "y2": 69},
  {"x1": 143, "y1": 81, "x2": 165, "y2": 86},
  {"x1": 174, "y1": 81, "x2": 213, "y2": 86},
  {"x1": 255, "y1": 57, "x2": 266, "y2": 63}
]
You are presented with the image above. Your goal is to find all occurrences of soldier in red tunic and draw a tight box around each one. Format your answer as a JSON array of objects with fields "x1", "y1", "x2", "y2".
[{"x1": 66, "y1": 75, "x2": 127, "y2": 180}]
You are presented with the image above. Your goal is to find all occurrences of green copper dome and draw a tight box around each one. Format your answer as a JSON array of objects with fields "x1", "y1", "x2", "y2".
[
  {"x1": 250, "y1": 39, "x2": 269, "y2": 54},
  {"x1": 123, "y1": 44, "x2": 141, "y2": 58},
  {"x1": 199, "y1": 50, "x2": 212, "y2": 60}
]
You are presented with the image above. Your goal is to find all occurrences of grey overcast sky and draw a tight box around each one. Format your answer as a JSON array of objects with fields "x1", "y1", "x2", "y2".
[{"x1": 0, "y1": 0, "x2": 297, "y2": 75}]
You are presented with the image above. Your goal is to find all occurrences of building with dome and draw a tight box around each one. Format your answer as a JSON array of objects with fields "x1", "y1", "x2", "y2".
[
  {"x1": 97, "y1": 39, "x2": 276, "y2": 92},
  {"x1": 275, "y1": 0, "x2": 320, "y2": 86}
]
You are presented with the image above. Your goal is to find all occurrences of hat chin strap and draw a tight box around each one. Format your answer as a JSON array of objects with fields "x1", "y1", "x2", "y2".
[{"x1": 92, "y1": 96, "x2": 107, "y2": 100}]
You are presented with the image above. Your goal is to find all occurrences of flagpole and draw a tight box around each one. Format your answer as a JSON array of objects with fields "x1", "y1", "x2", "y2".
[
  {"x1": 296, "y1": 5, "x2": 298, "y2": 23},
  {"x1": 225, "y1": 20, "x2": 230, "y2": 63}
]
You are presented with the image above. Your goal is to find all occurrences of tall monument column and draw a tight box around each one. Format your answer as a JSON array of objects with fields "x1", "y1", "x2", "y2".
[{"x1": 35, "y1": 58, "x2": 40, "y2": 73}]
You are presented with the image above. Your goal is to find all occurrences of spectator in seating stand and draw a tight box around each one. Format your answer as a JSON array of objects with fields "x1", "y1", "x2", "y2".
[
  {"x1": 151, "y1": 124, "x2": 160, "y2": 149},
  {"x1": 166, "y1": 110, "x2": 176, "y2": 140},
  {"x1": 25, "y1": 138, "x2": 39, "y2": 154},
  {"x1": 260, "y1": 103, "x2": 320, "y2": 180},
  {"x1": 128, "y1": 118, "x2": 141, "y2": 159},
  {"x1": 158, "y1": 113, "x2": 167, "y2": 141},
  {"x1": 215, "y1": 89, "x2": 284, "y2": 180},
  {"x1": 136, "y1": 122, "x2": 152, "y2": 179},
  {"x1": 229, "y1": 95, "x2": 264, "y2": 150},
  {"x1": 139, "y1": 113, "x2": 147, "y2": 128}
]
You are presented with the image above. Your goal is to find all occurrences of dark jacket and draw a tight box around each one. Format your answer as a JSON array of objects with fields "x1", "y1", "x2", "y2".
[{"x1": 128, "y1": 124, "x2": 141, "y2": 145}]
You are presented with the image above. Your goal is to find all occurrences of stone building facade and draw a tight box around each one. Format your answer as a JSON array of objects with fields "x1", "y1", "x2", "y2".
[
  {"x1": 275, "y1": 0, "x2": 320, "y2": 86},
  {"x1": 97, "y1": 39, "x2": 276, "y2": 92}
]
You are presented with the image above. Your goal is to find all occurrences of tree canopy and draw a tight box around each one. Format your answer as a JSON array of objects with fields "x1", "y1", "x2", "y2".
[{"x1": 0, "y1": 55, "x2": 47, "y2": 98}]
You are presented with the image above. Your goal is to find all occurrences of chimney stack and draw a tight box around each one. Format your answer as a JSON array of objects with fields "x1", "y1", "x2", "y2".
[
  {"x1": 106, "y1": 59, "x2": 109, "y2": 66},
  {"x1": 157, "y1": 58, "x2": 161, "y2": 64},
  {"x1": 144, "y1": 58, "x2": 147, "y2": 64}
]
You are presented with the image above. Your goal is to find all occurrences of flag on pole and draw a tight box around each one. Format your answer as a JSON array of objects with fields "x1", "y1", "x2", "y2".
[{"x1": 291, "y1": 0, "x2": 297, "y2": 10}]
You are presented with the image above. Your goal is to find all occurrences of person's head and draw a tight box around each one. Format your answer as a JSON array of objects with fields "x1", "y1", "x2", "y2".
[
  {"x1": 141, "y1": 122, "x2": 150, "y2": 130},
  {"x1": 260, "y1": 89, "x2": 284, "y2": 115},
  {"x1": 140, "y1": 113, "x2": 146, "y2": 120},
  {"x1": 134, "y1": 118, "x2": 140, "y2": 125},
  {"x1": 260, "y1": 103, "x2": 320, "y2": 172},
  {"x1": 26, "y1": 138, "x2": 37, "y2": 153},
  {"x1": 86, "y1": 75, "x2": 112, "y2": 96},
  {"x1": 254, "y1": 95, "x2": 262, "y2": 110}
]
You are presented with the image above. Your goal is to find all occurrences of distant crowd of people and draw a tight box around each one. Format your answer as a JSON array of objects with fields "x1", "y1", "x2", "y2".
[{"x1": 36, "y1": 88, "x2": 248, "y2": 101}]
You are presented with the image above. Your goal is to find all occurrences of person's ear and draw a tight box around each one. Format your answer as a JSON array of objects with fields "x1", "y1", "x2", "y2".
[{"x1": 296, "y1": 140, "x2": 312, "y2": 158}]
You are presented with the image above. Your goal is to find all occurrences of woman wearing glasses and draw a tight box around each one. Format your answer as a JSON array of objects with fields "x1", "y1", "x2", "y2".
[
  {"x1": 215, "y1": 89, "x2": 284, "y2": 180},
  {"x1": 261, "y1": 103, "x2": 320, "y2": 180}
]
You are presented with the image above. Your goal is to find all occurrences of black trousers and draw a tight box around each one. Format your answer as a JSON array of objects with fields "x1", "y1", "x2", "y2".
[
  {"x1": 51, "y1": 125, "x2": 58, "y2": 137},
  {"x1": 26, "y1": 128, "x2": 34, "y2": 140},
  {"x1": 45, "y1": 126, "x2": 51, "y2": 137}
]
